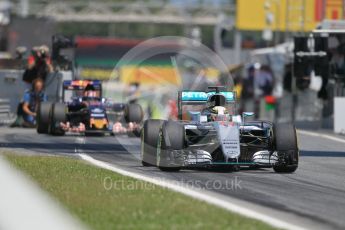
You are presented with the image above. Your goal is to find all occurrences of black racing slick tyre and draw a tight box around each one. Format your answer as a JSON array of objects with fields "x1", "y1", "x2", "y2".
[
  {"x1": 37, "y1": 102, "x2": 52, "y2": 134},
  {"x1": 124, "y1": 104, "x2": 143, "y2": 124},
  {"x1": 157, "y1": 121, "x2": 184, "y2": 172},
  {"x1": 50, "y1": 103, "x2": 66, "y2": 136},
  {"x1": 141, "y1": 119, "x2": 164, "y2": 166},
  {"x1": 273, "y1": 123, "x2": 299, "y2": 173}
]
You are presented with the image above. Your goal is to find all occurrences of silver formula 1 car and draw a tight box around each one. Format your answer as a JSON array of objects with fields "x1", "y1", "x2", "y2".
[{"x1": 141, "y1": 86, "x2": 298, "y2": 173}]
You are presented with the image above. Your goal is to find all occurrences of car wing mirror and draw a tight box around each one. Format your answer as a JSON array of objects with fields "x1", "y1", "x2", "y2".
[
  {"x1": 242, "y1": 112, "x2": 254, "y2": 123},
  {"x1": 243, "y1": 112, "x2": 254, "y2": 117}
]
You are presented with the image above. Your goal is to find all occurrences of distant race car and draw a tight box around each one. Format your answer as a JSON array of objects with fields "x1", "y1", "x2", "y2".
[
  {"x1": 36, "y1": 80, "x2": 143, "y2": 136},
  {"x1": 141, "y1": 86, "x2": 298, "y2": 173}
]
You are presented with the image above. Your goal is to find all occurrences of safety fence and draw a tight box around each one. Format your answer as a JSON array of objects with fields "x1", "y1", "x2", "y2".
[{"x1": 0, "y1": 70, "x2": 73, "y2": 117}]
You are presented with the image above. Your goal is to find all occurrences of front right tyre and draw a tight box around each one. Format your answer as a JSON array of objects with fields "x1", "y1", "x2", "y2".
[
  {"x1": 37, "y1": 102, "x2": 52, "y2": 134},
  {"x1": 273, "y1": 123, "x2": 299, "y2": 173}
]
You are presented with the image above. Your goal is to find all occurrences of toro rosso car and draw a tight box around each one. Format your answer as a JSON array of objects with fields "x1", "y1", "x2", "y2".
[
  {"x1": 141, "y1": 86, "x2": 298, "y2": 173},
  {"x1": 36, "y1": 80, "x2": 143, "y2": 136}
]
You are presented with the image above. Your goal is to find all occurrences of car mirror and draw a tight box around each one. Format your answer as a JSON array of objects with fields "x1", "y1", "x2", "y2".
[
  {"x1": 242, "y1": 112, "x2": 254, "y2": 124},
  {"x1": 243, "y1": 112, "x2": 254, "y2": 117}
]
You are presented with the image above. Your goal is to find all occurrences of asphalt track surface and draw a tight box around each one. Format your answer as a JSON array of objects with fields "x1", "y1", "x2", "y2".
[{"x1": 1, "y1": 127, "x2": 345, "y2": 230}]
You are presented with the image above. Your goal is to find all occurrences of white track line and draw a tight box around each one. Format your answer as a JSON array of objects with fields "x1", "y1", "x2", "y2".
[
  {"x1": 79, "y1": 153, "x2": 306, "y2": 230},
  {"x1": 297, "y1": 130, "x2": 345, "y2": 144}
]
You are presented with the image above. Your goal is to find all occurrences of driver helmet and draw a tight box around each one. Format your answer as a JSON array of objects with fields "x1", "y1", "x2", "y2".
[
  {"x1": 84, "y1": 84, "x2": 97, "y2": 97},
  {"x1": 207, "y1": 94, "x2": 228, "y2": 115}
]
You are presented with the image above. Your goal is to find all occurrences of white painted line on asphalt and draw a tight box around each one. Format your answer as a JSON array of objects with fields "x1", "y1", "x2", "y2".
[
  {"x1": 0, "y1": 156, "x2": 87, "y2": 230},
  {"x1": 297, "y1": 130, "x2": 345, "y2": 144},
  {"x1": 79, "y1": 153, "x2": 307, "y2": 230}
]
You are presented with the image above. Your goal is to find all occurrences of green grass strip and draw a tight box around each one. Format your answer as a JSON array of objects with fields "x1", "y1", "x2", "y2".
[{"x1": 5, "y1": 154, "x2": 276, "y2": 230}]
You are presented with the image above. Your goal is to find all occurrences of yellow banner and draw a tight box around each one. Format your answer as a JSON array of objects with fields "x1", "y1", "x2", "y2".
[
  {"x1": 120, "y1": 66, "x2": 181, "y2": 85},
  {"x1": 236, "y1": 0, "x2": 343, "y2": 32},
  {"x1": 80, "y1": 66, "x2": 220, "y2": 86}
]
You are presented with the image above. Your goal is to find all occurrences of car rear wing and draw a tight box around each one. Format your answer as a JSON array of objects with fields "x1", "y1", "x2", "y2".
[
  {"x1": 177, "y1": 90, "x2": 236, "y2": 120},
  {"x1": 62, "y1": 80, "x2": 102, "y2": 102},
  {"x1": 63, "y1": 80, "x2": 102, "y2": 91}
]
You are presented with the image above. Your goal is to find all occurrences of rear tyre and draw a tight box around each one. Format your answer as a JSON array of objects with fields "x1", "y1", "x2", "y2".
[
  {"x1": 157, "y1": 121, "x2": 184, "y2": 172},
  {"x1": 273, "y1": 123, "x2": 299, "y2": 173},
  {"x1": 37, "y1": 102, "x2": 52, "y2": 134},
  {"x1": 124, "y1": 104, "x2": 143, "y2": 123},
  {"x1": 50, "y1": 103, "x2": 66, "y2": 136},
  {"x1": 125, "y1": 104, "x2": 143, "y2": 137},
  {"x1": 141, "y1": 119, "x2": 164, "y2": 166}
]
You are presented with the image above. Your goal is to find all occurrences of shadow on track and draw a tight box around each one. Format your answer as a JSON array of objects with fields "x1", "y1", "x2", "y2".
[
  {"x1": 300, "y1": 150, "x2": 345, "y2": 157},
  {"x1": 0, "y1": 142, "x2": 128, "y2": 155}
]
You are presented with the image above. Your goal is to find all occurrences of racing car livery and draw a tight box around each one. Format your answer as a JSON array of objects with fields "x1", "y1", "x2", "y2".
[
  {"x1": 37, "y1": 80, "x2": 143, "y2": 136},
  {"x1": 141, "y1": 86, "x2": 299, "y2": 173}
]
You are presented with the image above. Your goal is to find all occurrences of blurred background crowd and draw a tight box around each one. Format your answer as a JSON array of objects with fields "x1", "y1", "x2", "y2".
[{"x1": 0, "y1": 0, "x2": 345, "y2": 130}]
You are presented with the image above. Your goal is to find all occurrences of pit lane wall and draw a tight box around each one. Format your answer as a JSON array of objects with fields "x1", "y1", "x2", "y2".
[{"x1": 0, "y1": 70, "x2": 73, "y2": 116}]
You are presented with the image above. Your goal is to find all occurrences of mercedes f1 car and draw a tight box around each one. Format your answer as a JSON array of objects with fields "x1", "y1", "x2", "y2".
[
  {"x1": 141, "y1": 86, "x2": 298, "y2": 173},
  {"x1": 36, "y1": 80, "x2": 143, "y2": 136}
]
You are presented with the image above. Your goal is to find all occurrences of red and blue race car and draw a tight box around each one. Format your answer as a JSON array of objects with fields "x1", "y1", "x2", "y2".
[{"x1": 36, "y1": 80, "x2": 143, "y2": 136}]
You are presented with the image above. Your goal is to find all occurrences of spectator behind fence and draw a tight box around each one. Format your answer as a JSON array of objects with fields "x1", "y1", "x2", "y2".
[
  {"x1": 21, "y1": 78, "x2": 47, "y2": 127},
  {"x1": 249, "y1": 65, "x2": 274, "y2": 119},
  {"x1": 241, "y1": 65, "x2": 255, "y2": 99},
  {"x1": 241, "y1": 65, "x2": 255, "y2": 113},
  {"x1": 255, "y1": 65, "x2": 274, "y2": 97},
  {"x1": 22, "y1": 45, "x2": 53, "y2": 86}
]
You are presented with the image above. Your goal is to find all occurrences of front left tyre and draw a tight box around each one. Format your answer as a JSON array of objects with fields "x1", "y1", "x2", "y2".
[
  {"x1": 157, "y1": 120, "x2": 185, "y2": 172},
  {"x1": 141, "y1": 119, "x2": 164, "y2": 166}
]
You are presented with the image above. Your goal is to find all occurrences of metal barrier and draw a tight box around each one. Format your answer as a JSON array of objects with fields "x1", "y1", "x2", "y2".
[
  {"x1": 0, "y1": 98, "x2": 15, "y2": 125},
  {"x1": 0, "y1": 70, "x2": 73, "y2": 122},
  {"x1": 0, "y1": 99, "x2": 11, "y2": 116}
]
